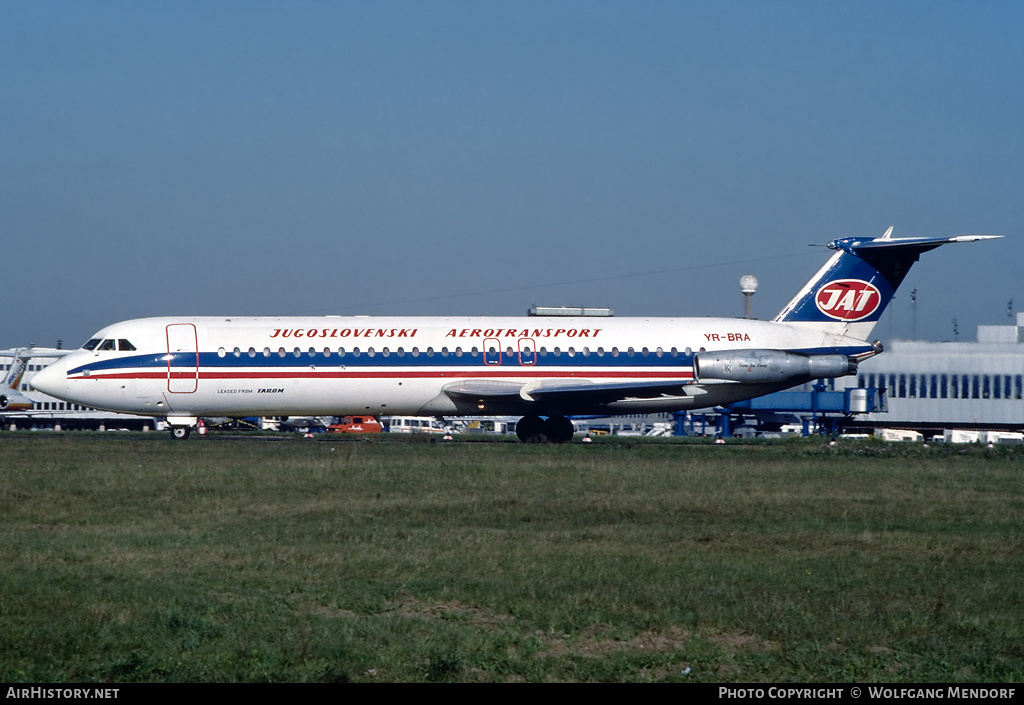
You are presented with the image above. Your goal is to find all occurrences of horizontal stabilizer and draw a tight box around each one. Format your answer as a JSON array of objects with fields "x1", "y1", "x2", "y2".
[{"x1": 834, "y1": 234, "x2": 1002, "y2": 254}]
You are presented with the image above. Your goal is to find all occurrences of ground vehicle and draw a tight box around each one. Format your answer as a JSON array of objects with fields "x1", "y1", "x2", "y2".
[
  {"x1": 385, "y1": 416, "x2": 447, "y2": 434},
  {"x1": 327, "y1": 415, "x2": 383, "y2": 433}
]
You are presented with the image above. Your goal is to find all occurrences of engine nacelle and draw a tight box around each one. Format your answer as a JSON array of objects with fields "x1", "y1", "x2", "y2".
[
  {"x1": 694, "y1": 349, "x2": 857, "y2": 384},
  {"x1": 0, "y1": 392, "x2": 34, "y2": 411}
]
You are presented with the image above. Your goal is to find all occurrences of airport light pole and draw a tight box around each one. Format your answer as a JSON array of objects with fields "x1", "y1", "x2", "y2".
[{"x1": 740, "y1": 274, "x2": 758, "y2": 319}]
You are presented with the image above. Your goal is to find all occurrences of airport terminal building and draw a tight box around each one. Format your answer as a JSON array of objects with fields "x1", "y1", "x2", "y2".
[{"x1": 835, "y1": 313, "x2": 1024, "y2": 433}]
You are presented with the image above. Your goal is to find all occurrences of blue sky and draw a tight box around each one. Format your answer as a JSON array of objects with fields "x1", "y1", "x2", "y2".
[{"x1": 3, "y1": 1, "x2": 1021, "y2": 347}]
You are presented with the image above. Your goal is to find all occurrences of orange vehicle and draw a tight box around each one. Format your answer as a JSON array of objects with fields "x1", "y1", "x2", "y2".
[{"x1": 327, "y1": 415, "x2": 383, "y2": 434}]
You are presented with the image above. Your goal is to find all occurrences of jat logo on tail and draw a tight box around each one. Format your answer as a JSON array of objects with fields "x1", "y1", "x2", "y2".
[{"x1": 814, "y1": 279, "x2": 881, "y2": 321}]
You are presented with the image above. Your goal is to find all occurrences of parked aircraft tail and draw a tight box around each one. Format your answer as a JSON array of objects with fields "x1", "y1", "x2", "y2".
[
  {"x1": 774, "y1": 227, "x2": 1001, "y2": 340},
  {"x1": 0, "y1": 350, "x2": 33, "y2": 411}
]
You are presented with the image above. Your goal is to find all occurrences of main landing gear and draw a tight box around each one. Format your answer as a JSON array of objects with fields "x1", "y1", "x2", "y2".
[
  {"x1": 170, "y1": 426, "x2": 190, "y2": 440},
  {"x1": 515, "y1": 415, "x2": 575, "y2": 444}
]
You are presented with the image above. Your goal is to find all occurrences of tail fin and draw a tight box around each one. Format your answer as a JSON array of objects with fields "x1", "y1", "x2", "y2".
[
  {"x1": 774, "y1": 227, "x2": 1001, "y2": 340},
  {"x1": 0, "y1": 350, "x2": 33, "y2": 411}
]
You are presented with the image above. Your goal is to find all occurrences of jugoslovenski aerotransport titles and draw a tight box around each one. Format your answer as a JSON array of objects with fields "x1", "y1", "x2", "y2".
[{"x1": 30, "y1": 229, "x2": 1000, "y2": 441}]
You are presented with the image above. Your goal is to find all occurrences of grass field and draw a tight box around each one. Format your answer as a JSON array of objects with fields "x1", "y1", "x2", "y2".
[{"x1": 1, "y1": 433, "x2": 1022, "y2": 683}]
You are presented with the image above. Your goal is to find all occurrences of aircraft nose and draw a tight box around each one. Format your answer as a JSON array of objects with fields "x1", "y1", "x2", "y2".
[{"x1": 30, "y1": 357, "x2": 68, "y2": 399}]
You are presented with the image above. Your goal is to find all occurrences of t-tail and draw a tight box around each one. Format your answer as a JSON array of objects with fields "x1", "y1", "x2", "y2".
[
  {"x1": 774, "y1": 227, "x2": 1002, "y2": 341},
  {"x1": 0, "y1": 350, "x2": 33, "y2": 411}
]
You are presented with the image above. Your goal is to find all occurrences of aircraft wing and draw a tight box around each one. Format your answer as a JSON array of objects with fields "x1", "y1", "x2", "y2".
[
  {"x1": 441, "y1": 380, "x2": 526, "y2": 401},
  {"x1": 442, "y1": 378, "x2": 692, "y2": 408}
]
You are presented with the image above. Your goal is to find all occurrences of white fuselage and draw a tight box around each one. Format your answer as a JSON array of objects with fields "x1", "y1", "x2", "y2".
[{"x1": 31, "y1": 315, "x2": 874, "y2": 421}]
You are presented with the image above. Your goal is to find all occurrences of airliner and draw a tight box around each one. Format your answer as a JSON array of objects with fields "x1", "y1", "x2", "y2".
[{"x1": 31, "y1": 229, "x2": 999, "y2": 441}]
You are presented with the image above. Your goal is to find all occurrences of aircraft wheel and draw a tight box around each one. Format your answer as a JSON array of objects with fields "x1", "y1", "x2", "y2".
[
  {"x1": 544, "y1": 415, "x2": 575, "y2": 444},
  {"x1": 170, "y1": 426, "x2": 191, "y2": 440},
  {"x1": 515, "y1": 415, "x2": 545, "y2": 443}
]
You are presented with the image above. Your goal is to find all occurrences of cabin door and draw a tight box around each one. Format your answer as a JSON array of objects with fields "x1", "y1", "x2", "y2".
[{"x1": 166, "y1": 323, "x2": 199, "y2": 393}]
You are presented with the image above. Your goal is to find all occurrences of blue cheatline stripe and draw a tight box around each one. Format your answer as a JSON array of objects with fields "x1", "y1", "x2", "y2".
[
  {"x1": 72, "y1": 350, "x2": 694, "y2": 374},
  {"x1": 68, "y1": 344, "x2": 874, "y2": 376}
]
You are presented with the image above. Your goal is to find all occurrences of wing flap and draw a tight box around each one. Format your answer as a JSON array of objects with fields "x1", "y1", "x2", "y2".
[
  {"x1": 524, "y1": 379, "x2": 692, "y2": 405},
  {"x1": 441, "y1": 378, "x2": 693, "y2": 408}
]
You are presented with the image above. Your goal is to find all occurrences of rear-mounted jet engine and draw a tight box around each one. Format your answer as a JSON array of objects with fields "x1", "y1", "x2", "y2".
[{"x1": 694, "y1": 349, "x2": 857, "y2": 384}]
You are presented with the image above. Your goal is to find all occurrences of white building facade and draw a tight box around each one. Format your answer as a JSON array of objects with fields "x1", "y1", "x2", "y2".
[{"x1": 836, "y1": 314, "x2": 1024, "y2": 431}]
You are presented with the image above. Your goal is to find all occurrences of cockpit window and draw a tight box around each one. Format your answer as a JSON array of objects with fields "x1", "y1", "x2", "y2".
[
  {"x1": 118, "y1": 339, "x2": 137, "y2": 351},
  {"x1": 98, "y1": 339, "x2": 116, "y2": 351},
  {"x1": 83, "y1": 339, "x2": 101, "y2": 351}
]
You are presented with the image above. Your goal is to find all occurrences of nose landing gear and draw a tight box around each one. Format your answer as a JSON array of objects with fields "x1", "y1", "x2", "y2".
[{"x1": 166, "y1": 416, "x2": 199, "y2": 440}]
